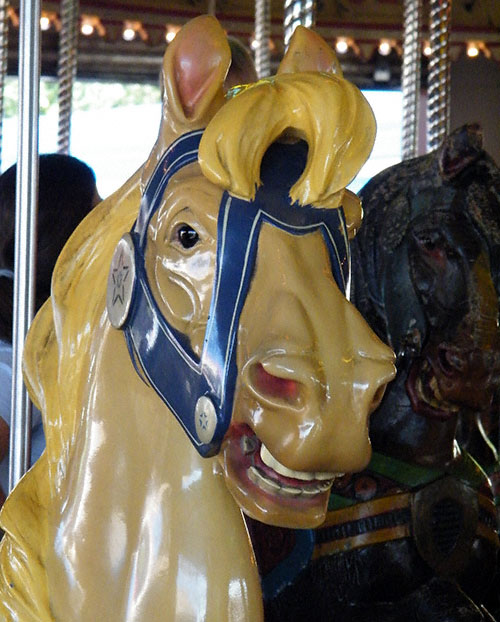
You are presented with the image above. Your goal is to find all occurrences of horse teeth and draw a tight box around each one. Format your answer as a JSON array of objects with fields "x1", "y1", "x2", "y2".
[
  {"x1": 260, "y1": 443, "x2": 338, "y2": 482},
  {"x1": 316, "y1": 471, "x2": 342, "y2": 481},
  {"x1": 317, "y1": 479, "x2": 334, "y2": 492},
  {"x1": 416, "y1": 375, "x2": 425, "y2": 400},
  {"x1": 280, "y1": 484, "x2": 303, "y2": 496},
  {"x1": 260, "y1": 443, "x2": 313, "y2": 480},
  {"x1": 429, "y1": 376, "x2": 443, "y2": 400},
  {"x1": 248, "y1": 467, "x2": 330, "y2": 498},
  {"x1": 301, "y1": 484, "x2": 323, "y2": 496},
  {"x1": 248, "y1": 466, "x2": 282, "y2": 494}
]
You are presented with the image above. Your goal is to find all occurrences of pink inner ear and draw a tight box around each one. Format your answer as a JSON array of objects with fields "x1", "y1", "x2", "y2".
[{"x1": 174, "y1": 38, "x2": 224, "y2": 119}]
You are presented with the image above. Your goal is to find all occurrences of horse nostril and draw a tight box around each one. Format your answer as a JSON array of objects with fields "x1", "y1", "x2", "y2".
[
  {"x1": 251, "y1": 363, "x2": 301, "y2": 404},
  {"x1": 438, "y1": 346, "x2": 465, "y2": 375},
  {"x1": 369, "y1": 384, "x2": 386, "y2": 413}
]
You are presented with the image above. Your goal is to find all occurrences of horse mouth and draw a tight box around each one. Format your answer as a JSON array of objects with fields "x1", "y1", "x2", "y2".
[
  {"x1": 406, "y1": 358, "x2": 460, "y2": 420},
  {"x1": 229, "y1": 424, "x2": 341, "y2": 500}
]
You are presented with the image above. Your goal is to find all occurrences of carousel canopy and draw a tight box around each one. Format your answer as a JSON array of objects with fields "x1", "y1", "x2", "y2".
[{"x1": 6, "y1": 0, "x2": 500, "y2": 88}]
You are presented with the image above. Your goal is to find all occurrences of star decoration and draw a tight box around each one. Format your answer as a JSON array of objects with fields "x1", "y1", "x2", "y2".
[
  {"x1": 111, "y1": 250, "x2": 130, "y2": 307},
  {"x1": 198, "y1": 411, "x2": 208, "y2": 431}
]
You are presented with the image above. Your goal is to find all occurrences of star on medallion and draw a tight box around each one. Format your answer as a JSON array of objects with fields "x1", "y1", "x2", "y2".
[
  {"x1": 198, "y1": 410, "x2": 209, "y2": 431},
  {"x1": 111, "y1": 250, "x2": 130, "y2": 307}
]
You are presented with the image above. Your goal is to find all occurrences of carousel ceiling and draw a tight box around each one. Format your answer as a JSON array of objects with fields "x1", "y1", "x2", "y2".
[{"x1": 6, "y1": 0, "x2": 500, "y2": 88}]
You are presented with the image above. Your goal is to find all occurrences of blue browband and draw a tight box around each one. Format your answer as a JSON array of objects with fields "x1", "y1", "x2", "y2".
[{"x1": 117, "y1": 130, "x2": 350, "y2": 457}]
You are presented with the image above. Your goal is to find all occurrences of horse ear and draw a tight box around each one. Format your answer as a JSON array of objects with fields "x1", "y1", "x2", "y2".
[
  {"x1": 141, "y1": 16, "x2": 230, "y2": 191},
  {"x1": 163, "y1": 15, "x2": 231, "y2": 122},
  {"x1": 438, "y1": 124, "x2": 484, "y2": 181},
  {"x1": 342, "y1": 190, "x2": 363, "y2": 240},
  {"x1": 278, "y1": 26, "x2": 342, "y2": 76}
]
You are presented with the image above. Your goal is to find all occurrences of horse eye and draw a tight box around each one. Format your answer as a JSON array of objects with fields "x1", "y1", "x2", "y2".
[
  {"x1": 421, "y1": 238, "x2": 436, "y2": 251},
  {"x1": 177, "y1": 224, "x2": 199, "y2": 249},
  {"x1": 415, "y1": 230, "x2": 439, "y2": 252}
]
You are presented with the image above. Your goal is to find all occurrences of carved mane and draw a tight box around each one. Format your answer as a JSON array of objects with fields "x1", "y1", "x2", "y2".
[{"x1": 199, "y1": 72, "x2": 375, "y2": 207}]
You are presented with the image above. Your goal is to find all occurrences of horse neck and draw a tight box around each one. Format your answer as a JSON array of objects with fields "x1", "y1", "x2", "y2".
[{"x1": 45, "y1": 324, "x2": 262, "y2": 622}]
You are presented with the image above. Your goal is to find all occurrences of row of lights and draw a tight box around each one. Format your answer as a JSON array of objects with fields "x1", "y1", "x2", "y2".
[
  {"x1": 335, "y1": 36, "x2": 491, "y2": 59},
  {"x1": 38, "y1": 11, "x2": 181, "y2": 44},
  {"x1": 21, "y1": 11, "x2": 498, "y2": 59}
]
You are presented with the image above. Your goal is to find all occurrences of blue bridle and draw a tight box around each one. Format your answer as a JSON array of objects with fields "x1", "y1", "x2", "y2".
[{"x1": 108, "y1": 129, "x2": 350, "y2": 457}]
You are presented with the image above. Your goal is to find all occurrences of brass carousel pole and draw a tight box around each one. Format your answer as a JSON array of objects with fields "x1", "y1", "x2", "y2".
[
  {"x1": 10, "y1": 0, "x2": 40, "y2": 490},
  {"x1": 427, "y1": 0, "x2": 452, "y2": 152},
  {"x1": 284, "y1": 0, "x2": 316, "y2": 49},
  {"x1": 401, "y1": 0, "x2": 423, "y2": 160},
  {"x1": 57, "y1": 0, "x2": 79, "y2": 154},
  {"x1": 254, "y1": 0, "x2": 271, "y2": 78},
  {"x1": 0, "y1": 0, "x2": 9, "y2": 169}
]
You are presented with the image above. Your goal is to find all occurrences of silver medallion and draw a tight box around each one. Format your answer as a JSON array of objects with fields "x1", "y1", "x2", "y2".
[
  {"x1": 106, "y1": 233, "x2": 136, "y2": 328},
  {"x1": 195, "y1": 396, "x2": 217, "y2": 445}
]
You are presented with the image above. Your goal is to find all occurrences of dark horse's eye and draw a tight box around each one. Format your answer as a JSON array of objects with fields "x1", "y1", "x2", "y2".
[{"x1": 177, "y1": 224, "x2": 199, "y2": 249}]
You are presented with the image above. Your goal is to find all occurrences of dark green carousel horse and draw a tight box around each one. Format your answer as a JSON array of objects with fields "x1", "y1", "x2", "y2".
[{"x1": 260, "y1": 125, "x2": 500, "y2": 621}]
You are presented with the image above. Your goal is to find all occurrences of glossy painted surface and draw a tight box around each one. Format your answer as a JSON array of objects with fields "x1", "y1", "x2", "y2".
[
  {"x1": 121, "y1": 136, "x2": 355, "y2": 457},
  {"x1": 0, "y1": 16, "x2": 395, "y2": 621}
]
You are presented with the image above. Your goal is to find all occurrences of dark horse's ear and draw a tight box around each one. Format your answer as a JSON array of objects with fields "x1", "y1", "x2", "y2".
[{"x1": 438, "y1": 124, "x2": 484, "y2": 181}]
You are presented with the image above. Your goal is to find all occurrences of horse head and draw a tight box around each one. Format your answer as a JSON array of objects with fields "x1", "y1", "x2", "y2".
[
  {"x1": 104, "y1": 16, "x2": 395, "y2": 528},
  {"x1": 353, "y1": 124, "x2": 500, "y2": 467}
]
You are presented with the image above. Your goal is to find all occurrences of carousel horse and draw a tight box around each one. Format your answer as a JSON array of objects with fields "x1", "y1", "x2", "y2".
[
  {"x1": 0, "y1": 16, "x2": 396, "y2": 622},
  {"x1": 264, "y1": 125, "x2": 500, "y2": 621}
]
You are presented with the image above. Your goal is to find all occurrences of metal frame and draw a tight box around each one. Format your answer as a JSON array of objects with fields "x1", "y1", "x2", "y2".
[
  {"x1": 254, "y1": 0, "x2": 271, "y2": 78},
  {"x1": 284, "y1": 0, "x2": 316, "y2": 49},
  {"x1": 401, "y1": 0, "x2": 423, "y2": 160},
  {"x1": 427, "y1": 0, "x2": 452, "y2": 152},
  {"x1": 0, "y1": 0, "x2": 9, "y2": 169},
  {"x1": 9, "y1": 0, "x2": 40, "y2": 491},
  {"x1": 57, "y1": 0, "x2": 79, "y2": 154}
]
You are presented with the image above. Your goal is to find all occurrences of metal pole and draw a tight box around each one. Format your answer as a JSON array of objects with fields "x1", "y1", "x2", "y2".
[
  {"x1": 401, "y1": 0, "x2": 423, "y2": 160},
  {"x1": 284, "y1": 0, "x2": 316, "y2": 50},
  {"x1": 207, "y1": 0, "x2": 216, "y2": 16},
  {"x1": 254, "y1": 0, "x2": 271, "y2": 78},
  {"x1": 0, "y1": 0, "x2": 9, "y2": 169},
  {"x1": 427, "y1": 0, "x2": 452, "y2": 152},
  {"x1": 9, "y1": 0, "x2": 40, "y2": 491},
  {"x1": 57, "y1": 0, "x2": 79, "y2": 154}
]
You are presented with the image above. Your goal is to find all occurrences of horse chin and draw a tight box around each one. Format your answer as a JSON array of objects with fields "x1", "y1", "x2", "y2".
[{"x1": 217, "y1": 423, "x2": 332, "y2": 529}]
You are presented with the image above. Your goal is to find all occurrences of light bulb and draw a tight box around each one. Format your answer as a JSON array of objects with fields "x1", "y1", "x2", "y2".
[
  {"x1": 40, "y1": 15, "x2": 50, "y2": 31},
  {"x1": 467, "y1": 42, "x2": 479, "y2": 58},
  {"x1": 336, "y1": 38, "x2": 349, "y2": 54},
  {"x1": 378, "y1": 39, "x2": 391, "y2": 56},
  {"x1": 81, "y1": 22, "x2": 94, "y2": 36},
  {"x1": 123, "y1": 27, "x2": 136, "y2": 42}
]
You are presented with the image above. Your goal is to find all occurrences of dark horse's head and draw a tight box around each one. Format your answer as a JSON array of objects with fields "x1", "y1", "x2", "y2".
[{"x1": 352, "y1": 124, "x2": 500, "y2": 467}]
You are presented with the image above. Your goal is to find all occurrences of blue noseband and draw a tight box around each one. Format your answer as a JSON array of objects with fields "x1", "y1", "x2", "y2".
[{"x1": 116, "y1": 130, "x2": 350, "y2": 457}]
